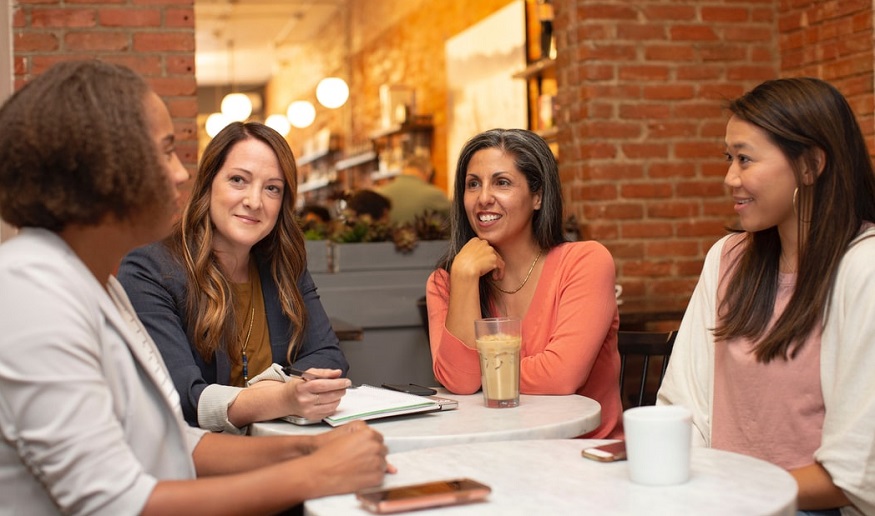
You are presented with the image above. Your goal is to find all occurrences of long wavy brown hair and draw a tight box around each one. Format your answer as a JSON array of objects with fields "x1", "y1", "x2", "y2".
[
  {"x1": 167, "y1": 122, "x2": 308, "y2": 364},
  {"x1": 715, "y1": 78, "x2": 875, "y2": 362}
]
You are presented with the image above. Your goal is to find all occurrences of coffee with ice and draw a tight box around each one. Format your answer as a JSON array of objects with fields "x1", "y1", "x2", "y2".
[{"x1": 474, "y1": 317, "x2": 521, "y2": 408}]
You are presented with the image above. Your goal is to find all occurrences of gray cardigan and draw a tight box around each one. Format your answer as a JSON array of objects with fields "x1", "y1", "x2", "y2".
[{"x1": 117, "y1": 241, "x2": 348, "y2": 432}]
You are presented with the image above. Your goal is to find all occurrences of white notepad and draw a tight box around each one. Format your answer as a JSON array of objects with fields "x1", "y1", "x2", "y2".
[
  {"x1": 323, "y1": 385, "x2": 441, "y2": 426},
  {"x1": 282, "y1": 385, "x2": 441, "y2": 427}
]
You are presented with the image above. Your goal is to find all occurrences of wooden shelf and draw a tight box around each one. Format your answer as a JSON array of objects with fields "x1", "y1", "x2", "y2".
[
  {"x1": 335, "y1": 151, "x2": 377, "y2": 171},
  {"x1": 535, "y1": 126, "x2": 558, "y2": 141},
  {"x1": 297, "y1": 148, "x2": 332, "y2": 166},
  {"x1": 298, "y1": 176, "x2": 332, "y2": 193},
  {"x1": 371, "y1": 169, "x2": 400, "y2": 182},
  {"x1": 512, "y1": 58, "x2": 556, "y2": 79}
]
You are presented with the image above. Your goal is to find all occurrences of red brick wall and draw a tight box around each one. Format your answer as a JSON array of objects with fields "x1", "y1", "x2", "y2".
[
  {"x1": 553, "y1": 0, "x2": 875, "y2": 309},
  {"x1": 779, "y1": 1, "x2": 875, "y2": 151},
  {"x1": 555, "y1": 0, "x2": 780, "y2": 308},
  {"x1": 11, "y1": 0, "x2": 198, "y2": 176}
]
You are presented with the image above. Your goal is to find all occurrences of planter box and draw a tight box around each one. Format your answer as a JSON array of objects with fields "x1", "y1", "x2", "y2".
[
  {"x1": 304, "y1": 240, "x2": 331, "y2": 273},
  {"x1": 331, "y1": 240, "x2": 446, "y2": 272}
]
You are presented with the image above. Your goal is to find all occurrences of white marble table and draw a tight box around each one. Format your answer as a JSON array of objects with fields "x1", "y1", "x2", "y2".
[
  {"x1": 305, "y1": 440, "x2": 798, "y2": 516},
  {"x1": 250, "y1": 391, "x2": 601, "y2": 454}
]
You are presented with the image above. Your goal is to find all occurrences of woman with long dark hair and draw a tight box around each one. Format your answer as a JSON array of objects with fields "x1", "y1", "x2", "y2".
[
  {"x1": 658, "y1": 78, "x2": 875, "y2": 514},
  {"x1": 426, "y1": 128, "x2": 622, "y2": 438}
]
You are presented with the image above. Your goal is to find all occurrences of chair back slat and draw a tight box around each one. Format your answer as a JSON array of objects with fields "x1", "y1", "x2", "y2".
[{"x1": 617, "y1": 330, "x2": 677, "y2": 408}]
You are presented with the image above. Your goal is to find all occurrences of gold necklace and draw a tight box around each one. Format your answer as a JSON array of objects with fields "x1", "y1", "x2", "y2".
[{"x1": 493, "y1": 249, "x2": 542, "y2": 295}]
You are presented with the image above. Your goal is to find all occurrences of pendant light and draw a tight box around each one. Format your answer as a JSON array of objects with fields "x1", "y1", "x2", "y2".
[
  {"x1": 219, "y1": 39, "x2": 252, "y2": 122},
  {"x1": 316, "y1": 77, "x2": 349, "y2": 109},
  {"x1": 287, "y1": 100, "x2": 316, "y2": 128},
  {"x1": 265, "y1": 114, "x2": 291, "y2": 137}
]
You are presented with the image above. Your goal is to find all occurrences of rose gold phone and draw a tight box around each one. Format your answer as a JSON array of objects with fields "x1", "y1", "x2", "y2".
[
  {"x1": 356, "y1": 478, "x2": 491, "y2": 514},
  {"x1": 581, "y1": 440, "x2": 627, "y2": 462}
]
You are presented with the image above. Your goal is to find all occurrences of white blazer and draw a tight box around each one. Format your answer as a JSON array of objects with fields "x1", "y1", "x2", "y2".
[{"x1": 0, "y1": 228, "x2": 206, "y2": 515}]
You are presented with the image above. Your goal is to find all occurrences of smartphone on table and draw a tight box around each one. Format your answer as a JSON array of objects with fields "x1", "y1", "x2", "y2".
[
  {"x1": 381, "y1": 383, "x2": 437, "y2": 396},
  {"x1": 581, "y1": 440, "x2": 627, "y2": 462},
  {"x1": 356, "y1": 478, "x2": 491, "y2": 514}
]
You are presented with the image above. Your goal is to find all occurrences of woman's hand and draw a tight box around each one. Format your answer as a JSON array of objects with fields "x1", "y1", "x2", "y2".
[
  {"x1": 306, "y1": 421, "x2": 395, "y2": 496},
  {"x1": 452, "y1": 237, "x2": 505, "y2": 282},
  {"x1": 283, "y1": 368, "x2": 351, "y2": 420}
]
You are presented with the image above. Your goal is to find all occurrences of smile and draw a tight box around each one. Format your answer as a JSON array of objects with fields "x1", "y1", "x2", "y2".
[{"x1": 478, "y1": 214, "x2": 501, "y2": 222}]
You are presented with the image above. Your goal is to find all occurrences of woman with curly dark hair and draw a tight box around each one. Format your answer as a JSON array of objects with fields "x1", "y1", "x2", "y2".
[{"x1": 0, "y1": 60, "x2": 388, "y2": 515}]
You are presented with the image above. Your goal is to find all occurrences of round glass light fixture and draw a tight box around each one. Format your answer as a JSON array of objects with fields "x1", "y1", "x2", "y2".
[
  {"x1": 316, "y1": 77, "x2": 349, "y2": 109},
  {"x1": 265, "y1": 113, "x2": 291, "y2": 137},
  {"x1": 286, "y1": 100, "x2": 316, "y2": 128},
  {"x1": 205, "y1": 112, "x2": 230, "y2": 138},
  {"x1": 221, "y1": 92, "x2": 253, "y2": 122}
]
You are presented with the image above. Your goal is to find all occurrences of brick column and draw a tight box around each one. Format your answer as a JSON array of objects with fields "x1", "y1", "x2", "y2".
[
  {"x1": 554, "y1": 0, "x2": 778, "y2": 307},
  {"x1": 11, "y1": 0, "x2": 198, "y2": 174}
]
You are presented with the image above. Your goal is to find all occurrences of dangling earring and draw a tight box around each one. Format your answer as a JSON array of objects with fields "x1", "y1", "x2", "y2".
[{"x1": 792, "y1": 187, "x2": 799, "y2": 216}]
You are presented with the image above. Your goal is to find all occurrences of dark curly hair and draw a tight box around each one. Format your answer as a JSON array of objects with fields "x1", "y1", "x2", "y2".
[{"x1": 0, "y1": 60, "x2": 168, "y2": 231}]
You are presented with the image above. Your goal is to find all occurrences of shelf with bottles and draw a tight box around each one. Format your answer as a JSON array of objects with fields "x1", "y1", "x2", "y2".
[
  {"x1": 334, "y1": 146, "x2": 379, "y2": 191},
  {"x1": 515, "y1": 0, "x2": 558, "y2": 154},
  {"x1": 296, "y1": 128, "x2": 341, "y2": 196},
  {"x1": 369, "y1": 116, "x2": 433, "y2": 183}
]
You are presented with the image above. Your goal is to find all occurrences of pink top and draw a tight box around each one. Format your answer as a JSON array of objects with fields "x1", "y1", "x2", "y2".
[
  {"x1": 426, "y1": 241, "x2": 622, "y2": 438},
  {"x1": 712, "y1": 234, "x2": 825, "y2": 469}
]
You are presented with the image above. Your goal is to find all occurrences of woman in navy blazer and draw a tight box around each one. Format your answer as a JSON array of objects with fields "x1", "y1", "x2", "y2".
[{"x1": 119, "y1": 122, "x2": 349, "y2": 433}]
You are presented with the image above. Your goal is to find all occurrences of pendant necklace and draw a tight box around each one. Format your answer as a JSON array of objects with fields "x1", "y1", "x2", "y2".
[
  {"x1": 240, "y1": 306, "x2": 255, "y2": 385},
  {"x1": 493, "y1": 249, "x2": 543, "y2": 295},
  {"x1": 240, "y1": 269, "x2": 256, "y2": 386}
]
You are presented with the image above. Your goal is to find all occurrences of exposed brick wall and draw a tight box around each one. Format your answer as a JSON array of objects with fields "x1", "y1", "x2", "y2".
[
  {"x1": 778, "y1": 1, "x2": 875, "y2": 151},
  {"x1": 555, "y1": 0, "x2": 781, "y2": 308},
  {"x1": 11, "y1": 0, "x2": 198, "y2": 177}
]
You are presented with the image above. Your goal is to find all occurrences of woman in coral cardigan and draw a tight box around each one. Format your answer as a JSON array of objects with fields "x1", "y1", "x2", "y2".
[{"x1": 426, "y1": 128, "x2": 622, "y2": 438}]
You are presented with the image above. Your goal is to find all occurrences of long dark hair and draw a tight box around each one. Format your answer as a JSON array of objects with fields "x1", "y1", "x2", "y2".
[
  {"x1": 716, "y1": 78, "x2": 875, "y2": 361},
  {"x1": 438, "y1": 128, "x2": 566, "y2": 317},
  {"x1": 168, "y1": 122, "x2": 308, "y2": 364}
]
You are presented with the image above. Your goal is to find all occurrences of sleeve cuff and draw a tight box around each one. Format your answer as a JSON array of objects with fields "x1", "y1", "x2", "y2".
[
  {"x1": 247, "y1": 362, "x2": 289, "y2": 384},
  {"x1": 197, "y1": 384, "x2": 246, "y2": 434}
]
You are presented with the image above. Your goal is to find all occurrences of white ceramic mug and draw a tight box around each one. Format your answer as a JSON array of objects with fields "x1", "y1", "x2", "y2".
[{"x1": 623, "y1": 405, "x2": 692, "y2": 486}]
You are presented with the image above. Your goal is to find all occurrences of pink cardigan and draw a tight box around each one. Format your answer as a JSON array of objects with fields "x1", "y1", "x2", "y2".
[{"x1": 426, "y1": 241, "x2": 622, "y2": 438}]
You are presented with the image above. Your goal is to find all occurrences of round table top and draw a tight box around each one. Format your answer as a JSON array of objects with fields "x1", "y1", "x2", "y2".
[
  {"x1": 305, "y1": 439, "x2": 797, "y2": 516},
  {"x1": 250, "y1": 390, "x2": 601, "y2": 454}
]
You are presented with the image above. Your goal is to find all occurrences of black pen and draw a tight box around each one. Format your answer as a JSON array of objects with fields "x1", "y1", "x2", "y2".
[{"x1": 282, "y1": 366, "x2": 321, "y2": 381}]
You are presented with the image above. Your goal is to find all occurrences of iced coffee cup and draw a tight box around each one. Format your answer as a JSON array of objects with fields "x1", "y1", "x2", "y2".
[{"x1": 474, "y1": 317, "x2": 521, "y2": 408}]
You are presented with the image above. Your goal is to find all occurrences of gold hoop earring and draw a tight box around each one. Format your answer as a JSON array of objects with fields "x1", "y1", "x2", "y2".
[{"x1": 792, "y1": 187, "x2": 798, "y2": 216}]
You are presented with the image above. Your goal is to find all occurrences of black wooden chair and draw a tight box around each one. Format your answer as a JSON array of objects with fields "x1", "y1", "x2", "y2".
[{"x1": 617, "y1": 330, "x2": 677, "y2": 408}]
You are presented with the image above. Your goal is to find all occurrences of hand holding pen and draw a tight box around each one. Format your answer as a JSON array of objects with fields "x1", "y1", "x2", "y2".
[{"x1": 282, "y1": 366, "x2": 352, "y2": 420}]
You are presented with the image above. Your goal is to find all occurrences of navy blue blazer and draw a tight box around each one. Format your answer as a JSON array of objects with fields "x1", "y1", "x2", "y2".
[{"x1": 117, "y1": 241, "x2": 348, "y2": 426}]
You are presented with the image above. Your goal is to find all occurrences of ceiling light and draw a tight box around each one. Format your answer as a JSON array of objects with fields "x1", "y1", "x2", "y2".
[
  {"x1": 205, "y1": 112, "x2": 230, "y2": 138},
  {"x1": 287, "y1": 100, "x2": 316, "y2": 128},
  {"x1": 316, "y1": 77, "x2": 349, "y2": 109},
  {"x1": 265, "y1": 114, "x2": 291, "y2": 137},
  {"x1": 221, "y1": 92, "x2": 253, "y2": 122}
]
